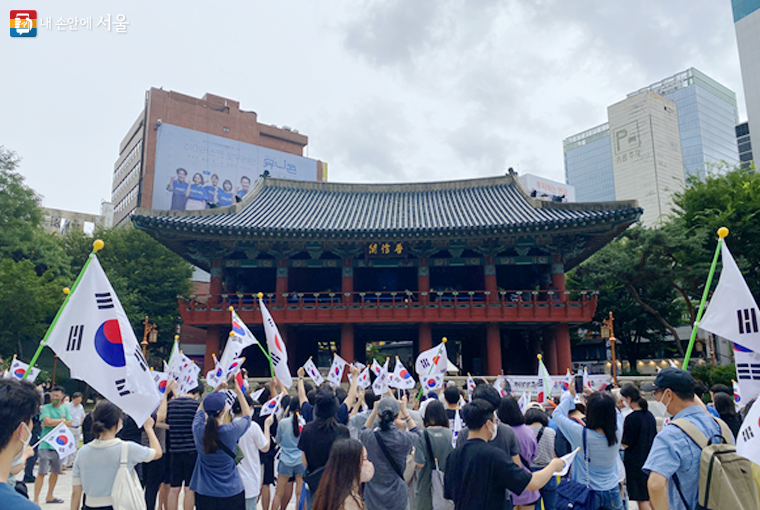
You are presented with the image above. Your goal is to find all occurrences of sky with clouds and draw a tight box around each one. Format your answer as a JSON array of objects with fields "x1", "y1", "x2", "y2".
[{"x1": 2, "y1": 0, "x2": 745, "y2": 215}]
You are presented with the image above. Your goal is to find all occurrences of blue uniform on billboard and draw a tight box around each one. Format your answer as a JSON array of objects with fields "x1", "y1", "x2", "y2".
[{"x1": 152, "y1": 123, "x2": 318, "y2": 211}]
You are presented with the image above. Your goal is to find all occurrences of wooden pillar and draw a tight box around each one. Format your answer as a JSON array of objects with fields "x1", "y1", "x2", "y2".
[
  {"x1": 484, "y1": 256, "x2": 497, "y2": 292},
  {"x1": 342, "y1": 259, "x2": 354, "y2": 304},
  {"x1": 276, "y1": 260, "x2": 288, "y2": 307},
  {"x1": 210, "y1": 259, "x2": 223, "y2": 303},
  {"x1": 544, "y1": 327, "x2": 558, "y2": 375},
  {"x1": 551, "y1": 256, "x2": 566, "y2": 293},
  {"x1": 341, "y1": 323, "x2": 355, "y2": 364},
  {"x1": 556, "y1": 323, "x2": 572, "y2": 373},
  {"x1": 486, "y1": 323, "x2": 502, "y2": 376},
  {"x1": 418, "y1": 258, "x2": 430, "y2": 292},
  {"x1": 204, "y1": 325, "x2": 220, "y2": 373},
  {"x1": 419, "y1": 323, "x2": 432, "y2": 353}
]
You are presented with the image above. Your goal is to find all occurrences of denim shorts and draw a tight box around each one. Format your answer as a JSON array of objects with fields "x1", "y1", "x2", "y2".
[{"x1": 277, "y1": 462, "x2": 306, "y2": 477}]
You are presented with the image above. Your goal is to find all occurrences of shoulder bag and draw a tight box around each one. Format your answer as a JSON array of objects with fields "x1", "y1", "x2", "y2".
[
  {"x1": 424, "y1": 430, "x2": 455, "y2": 510},
  {"x1": 554, "y1": 427, "x2": 593, "y2": 510}
]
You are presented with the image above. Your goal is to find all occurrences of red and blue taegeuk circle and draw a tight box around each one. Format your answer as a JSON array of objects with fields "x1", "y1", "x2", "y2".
[
  {"x1": 94, "y1": 320, "x2": 126, "y2": 368},
  {"x1": 158, "y1": 380, "x2": 167, "y2": 393},
  {"x1": 13, "y1": 368, "x2": 25, "y2": 378},
  {"x1": 232, "y1": 321, "x2": 245, "y2": 336},
  {"x1": 733, "y1": 343, "x2": 753, "y2": 353},
  {"x1": 400, "y1": 369, "x2": 411, "y2": 380},
  {"x1": 427, "y1": 378, "x2": 437, "y2": 388},
  {"x1": 216, "y1": 368, "x2": 223, "y2": 377},
  {"x1": 56, "y1": 435, "x2": 68, "y2": 446}
]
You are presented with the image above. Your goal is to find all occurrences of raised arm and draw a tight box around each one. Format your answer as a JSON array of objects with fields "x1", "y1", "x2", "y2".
[
  {"x1": 234, "y1": 379, "x2": 250, "y2": 418},
  {"x1": 260, "y1": 414, "x2": 274, "y2": 453},
  {"x1": 344, "y1": 365, "x2": 360, "y2": 409},
  {"x1": 156, "y1": 380, "x2": 176, "y2": 424},
  {"x1": 297, "y1": 367, "x2": 308, "y2": 406}
]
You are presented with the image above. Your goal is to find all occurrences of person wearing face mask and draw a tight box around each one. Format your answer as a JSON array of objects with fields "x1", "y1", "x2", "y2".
[
  {"x1": 312, "y1": 439, "x2": 374, "y2": 510},
  {"x1": 641, "y1": 368, "x2": 726, "y2": 510},
  {"x1": 360, "y1": 395, "x2": 420, "y2": 510},
  {"x1": 33, "y1": 386, "x2": 71, "y2": 505},
  {"x1": 0, "y1": 378, "x2": 41, "y2": 510},
  {"x1": 619, "y1": 384, "x2": 656, "y2": 510},
  {"x1": 70, "y1": 400, "x2": 162, "y2": 510},
  {"x1": 444, "y1": 399, "x2": 565, "y2": 510}
]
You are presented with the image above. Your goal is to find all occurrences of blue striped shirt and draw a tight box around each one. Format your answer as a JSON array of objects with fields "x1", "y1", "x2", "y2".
[
  {"x1": 642, "y1": 405, "x2": 722, "y2": 510},
  {"x1": 553, "y1": 392, "x2": 623, "y2": 491}
]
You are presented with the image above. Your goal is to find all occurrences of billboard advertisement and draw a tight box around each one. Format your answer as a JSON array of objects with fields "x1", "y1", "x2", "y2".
[
  {"x1": 153, "y1": 123, "x2": 318, "y2": 211},
  {"x1": 518, "y1": 173, "x2": 576, "y2": 203}
]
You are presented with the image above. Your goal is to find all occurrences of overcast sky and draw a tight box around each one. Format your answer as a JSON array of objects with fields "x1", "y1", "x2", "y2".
[{"x1": 2, "y1": 0, "x2": 744, "y2": 215}]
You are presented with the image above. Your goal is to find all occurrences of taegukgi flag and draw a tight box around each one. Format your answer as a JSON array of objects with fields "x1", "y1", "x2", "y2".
[
  {"x1": 390, "y1": 357, "x2": 416, "y2": 390},
  {"x1": 4, "y1": 357, "x2": 40, "y2": 383},
  {"x1": 733, "y1": 342, "x2": 760, "y2": 407},
  {"x1": 151, "y1": 369, "x2": 169, "y2": 395},
  {"x1": 44, "y1": 255, "x2": 160, "y2": 426},
  {"x1": 562, "y1": 369, "x2": 574, "y2": 393},
  {"x1": 537, "y1": 355, "x2": 553, "y2": 403},
  {"x1": 39, "y1": 422, "x2": 77, "y2": 459},
  {"x1": 423, "y1": 373, "x2": 444, "y2": 392},
  {"x1": 466, "y1": 374, "x2": 476, "y2": 402},
  {"x1": 303, "y1": 357, "x2": 324, "y2": 386},
  {"x1": 451, "y1": 409, "x2": 462, "y2": 448},
  {"x1": 258, "y1": 297, "x2": 293, "y2": 388},
  {"x1": 372, "y1": 358, "x2": 390, "y2": 396},
  {"x1": 698, "y1": 242, "x2": 760, "y2": 352},
  {"x1": 415, "y1": 342, "x2": 448, "y2": 377},
  {"x1": 259, "y1": 392, "x2": 284, "y2": 417},
  {"x1": 356, "y1": 366, "x2": 372, "y2": 389},
  {"x1": 327, "y1": 354, "x2": 348, "y2": 387},
  {"x1": 736, "y1": 391, "x2": 760, "y2": 466},
  {"x1": 493, "y1": 375, "x2": 508, "y2": 397},
  {"x1": 220, "y1": 308, "x2": 258, "y2": 371}
]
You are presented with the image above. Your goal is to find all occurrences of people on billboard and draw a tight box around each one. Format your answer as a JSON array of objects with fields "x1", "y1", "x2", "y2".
[
  {"x1": 218, "y1": 180, "x2": 234, "y2": 207},
  {"x1": 236, "y1": 176, "x2": 251, "y2": 201},
  {"x1": 186, "y1": 173, "x2": 208, "y2": 211},
  {"x1": 167, "y1": 168, "x2": 189, "y2": 210},
  {"x1": 205, "y1": 174, "x2": 220, "y2": 205}
]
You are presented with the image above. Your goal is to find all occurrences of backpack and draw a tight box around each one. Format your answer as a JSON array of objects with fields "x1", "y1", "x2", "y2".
[
  {"x1": 424, "y1": 430, "x2": 454, "y2": 510},
  {"x1": 110, "y1": 441, "x2": 147, "y2": 510},
  {"x1": 671, "y1": 417, "x2": 759, "y2": 510}
]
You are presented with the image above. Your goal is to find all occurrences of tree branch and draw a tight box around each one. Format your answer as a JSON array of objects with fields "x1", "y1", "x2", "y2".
[{"x1": 624, "y1": 282, "x2": 685, "y2": 356}]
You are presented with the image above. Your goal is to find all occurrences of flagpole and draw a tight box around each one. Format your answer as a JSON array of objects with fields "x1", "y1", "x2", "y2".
[
  {"x1": 683, "y1": 227, "x2": 728, "y2": 369},
  {"x1": 23, "y1": 240, "x2": 104, "y2": 379},
  {"x1": 256, "y1": 294, "x2": 276, "y2": 378},
  {"x1": 416, "y1": 337, "x2": 447, "y2": 402}
]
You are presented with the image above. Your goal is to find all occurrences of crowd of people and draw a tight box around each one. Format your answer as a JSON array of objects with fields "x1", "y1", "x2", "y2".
[{"x1": 0, "y1": 367, "x2": 757, "y2": 510}]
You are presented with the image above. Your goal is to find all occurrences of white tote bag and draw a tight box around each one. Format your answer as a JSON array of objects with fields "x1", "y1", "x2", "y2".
[{"x1": 111, "y1": 441, "x2": 147, "y2": 510}]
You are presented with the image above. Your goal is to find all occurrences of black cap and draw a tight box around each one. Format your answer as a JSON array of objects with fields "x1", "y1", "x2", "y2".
[{"x1": 641, "y1": 368, "x2": 695, "y2": 394}]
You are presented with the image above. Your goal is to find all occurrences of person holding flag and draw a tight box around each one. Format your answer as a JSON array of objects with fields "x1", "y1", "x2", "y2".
[
  {"x1": 70, "y1": 401, "x2": 162, "y2": 510},
  {"x1": 258, "y1": 293, "x2": 292, "y2": 388},
  {"x1": 33, "y1": 386, "x2": 71, "y2": 505}
]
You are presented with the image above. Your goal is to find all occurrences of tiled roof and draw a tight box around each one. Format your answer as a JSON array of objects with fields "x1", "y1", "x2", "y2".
[{"x1": 132, "y1": 175, "x2": 641, "y2": 237}]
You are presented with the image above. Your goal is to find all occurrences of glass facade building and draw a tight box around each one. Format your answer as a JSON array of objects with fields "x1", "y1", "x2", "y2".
[
  {"x1": 736, "y1": 121, "x2": 754, "y2": 168},
  {"x1": 563, "y1": 123, "x2": 614, "y2": 202},
  {"x1": 733, "y1": 1, "x2": 760, "y2": 160}
]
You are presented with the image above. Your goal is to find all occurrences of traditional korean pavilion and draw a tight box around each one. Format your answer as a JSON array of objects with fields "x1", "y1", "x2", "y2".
[{"x1": 132, "y1": 174, "x2": 641, "y2": 376}]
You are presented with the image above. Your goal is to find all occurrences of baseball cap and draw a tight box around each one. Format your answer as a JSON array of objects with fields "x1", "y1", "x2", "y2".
[
  {"x1": 377, "y1": 397, "x2": 400, "y2": 418},
  {"x1": 203, "y1": 391, "x2": 227, "y2": 414},
  {"x1": 640, "y1": 368, "x2": 695, "y2": 394}
]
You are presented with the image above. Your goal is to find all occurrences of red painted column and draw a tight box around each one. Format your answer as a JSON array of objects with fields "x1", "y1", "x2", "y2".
[
  {"x1": 544, "y1": 327, "x2": 558, "y2": 375},
  {"x1": 418, "y1": 258, "x2": 430, "y2": 292},
  {"x1": 486, "y1": 323, "x2": 502, "y2": 376},
  {"x1": 342, "y1": 259, "x2": 353, "y2": 304},
  {"x1": 419, "y1": 323, "x2": 432, "y2": 353},
  {"x1": 276, "y1": 260, "x2": 288, "y2": 308},
  {"x1": 551, "y1": 256, "x2": 566, "y2": 293},
  {"x1": 484, "y1": 257, "x2": 497, "y2": 292},
  {"x1": 204, "y1": 325, "x2": 220, "y2": 373},
  {"x1": 210, "y1": 259, "x2": 223, "y2": 303},
  {"x1": 556, "y1": 323, "x2": 572, "y2": 373},
  {"x1": 341, "y1": 324, "x2": 355, "y2": 365}
]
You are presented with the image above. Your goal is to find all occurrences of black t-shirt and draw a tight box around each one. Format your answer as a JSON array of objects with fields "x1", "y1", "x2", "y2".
[
  {"x1": 444, "y1": 438, "x2": 532, "y2": 510},
  {"x1": 166, "y1": 396, "x2": 199, "y2": 453},
  {"x1": 621, "y1": 409, "x2": 657, "y2": 469},
  {"x1": 297, "y1": 419, "x2": 350, "y2": 470}
]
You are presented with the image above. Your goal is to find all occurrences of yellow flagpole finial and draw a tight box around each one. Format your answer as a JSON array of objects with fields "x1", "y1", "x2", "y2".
[
  {"x1": 63, "y1": 288, "x2": 70, "y2": 295},
  {"x1": 467, "y1": 372, "x2": 471, "y2": 376},
  {"x1": 150, "y1": 367, "x2": 154, "y2": 371},
  {"x1": 228, "y1": 306, "x2": 234, "y2": 311},
  {"x1": 229, "y1": 331, "x2": 235, "y2": 337},
  {"x1": 93, "y1": 239, "x2": 104, "y2": 252},
  {"x1": 174, "y1": 335, "x2": 179, "y2": 341},
  {"x1": 732, "y1": 379, "x2": 736, "y2": 383},
  {"x1": 395, "y1": 355, "x2": 399, "y2": 359},
  {"x1": 537, "y1": 354, "x2": 543, "y2": 360},
  {"x1": 442, "y1": 337, "x2": 447, "y2": 343},
  {"x1": 257, "y1": 292, "x2": 264, "y2": 299},
  {"x1": 13, "y1": 354, "x2": 17, "y2": 359},
  {"x1": 717, "y1": 227, "x2": 729, "y2": 239}
]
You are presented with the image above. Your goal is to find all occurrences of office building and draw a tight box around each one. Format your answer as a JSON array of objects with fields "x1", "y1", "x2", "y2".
[
  {"x1": 733, "y1": 0, "x2": 760, "y2": 151},
  {"x1": 608, "y1": 92, "x2": 685, "y2": 226},
  {"x1": 563, "y1": 123, "x2": 614, "y2": 202},
  {"x1": 111, "y1": 88, "x2": 325, "y2": 226},
  {"x1": 41, "y1": 203, "x2": 113, "y2": 236},
  {"x1": 736, "y1": 121, "x2": 754, "y2": 168}
]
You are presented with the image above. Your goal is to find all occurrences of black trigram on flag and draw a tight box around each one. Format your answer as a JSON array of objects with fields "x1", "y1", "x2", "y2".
[
  {"x1": 96, "y1": 292, "x2": 114, "y2": 310},
  {"x1": 420, "y1": 358, "x2": 431, "y2": 370},
  {"x1": 66, "y1": 325, "x2": 84, "y2": 351},
  {"x1": 737, "y1": 308, "x2": 759, "y2": 334},
  {"x1": 133, "y1": 350, "x2": 148, "y2": 372},
  {"x1": 271, "y1": 353, "x2": 282, "y2": 366},
  {"x1": 115, "y1": 379, "x2": 131, "y2": 396},
  {"x1": 737, "y1": 363, "x2": 760, "y2": 380}
]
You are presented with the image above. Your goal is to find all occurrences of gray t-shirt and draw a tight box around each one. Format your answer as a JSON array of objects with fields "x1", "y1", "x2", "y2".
[
  {"x1": 73, "y1": 439, "x2": 154, "y2": 498},
  {"x1": 456, "y1": 422, "x2": 521, "y2": 458},
  {"x1": 360, "y1": 426, "x2": 420, "y2": 510},
  {"x1": 414, "y1": 427, "x2": 454, "y2": 510}
]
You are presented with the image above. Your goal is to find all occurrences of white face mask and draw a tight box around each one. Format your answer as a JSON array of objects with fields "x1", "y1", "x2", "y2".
[
  {"x1": 361, "y1": 460, "x2": 375, "y2": 483},
  {"x1": 657, "y1": 390, "x2": 673, "y2": 418},
  {"x1": 12, "y1": 422, "x2": 32, "y2": 465},
  {"x1": 489, "y1": 419, "x2": 498, "y2": 441}
]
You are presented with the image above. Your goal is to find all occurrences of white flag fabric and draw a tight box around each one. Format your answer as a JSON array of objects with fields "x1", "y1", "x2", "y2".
[
  {"x1": 734, "y1": 342, "x2": 760, "y2": 407},
  {"x1": 220, "y1": 309, "x2": 259, "y2": 372},
  {"x1": 151, "y1": 370, "x2": 169, "y2": 396},
  {"x1": 303, "y1": 358, "x2": 324, "y2": 386},
  {"x1": 518, "y1": 391, "x2": 531, "y2": 414},
  {"x1": 422, "y1": 373, "x2": 444, "y2": 392},
  {"x1": 699, "y1": 242, "x2": 760, "y2": 352},
  {"x1": 390, "y1": 358, "x2": 416, "y2": 390},
  {"x1": 205, "y1": 359, "x2": 225, "y2": 390},
  {"x1": 537, "y1": 357, "x2": 553, "y2": 403},
  {"x1": 669, "y1": 360, "x2": 679, "y2": 369},
  {"x1": 39, "y1": 422, "x2": 77, "y2": 459},
  {"x1": 4, "y1": 357, "x2": 40, "y2": 383},
  {"x1": 44, "y1": 256, "x2": 160, "y2": 426},
  {"x1": 259, "y1": 298, "x2": 292, "y2": 388},
  {"x1": 733, "y1": 380, "x2": 743, "y2": 412},
  {"x1": 327, "y1": 354, "x2": 348, "y2": 387},
  {"x1": 493, "y1": 375, "x2": 508, "y2": 397},
  {"x1": 451, "y1": 409, "x2": 462, "y2": 448},
  {"x1": 372, "y1": 359, "x2": 390, "y2": 396},
  {"x1": 415, "y1": 343, "x2": 448, "y2": 377},
  {"x1": 177, "y1": 361, "x2": 200, "y2": 397},
  {"x1": 736, "y1": 394, "x2": 760, "y2": 466},
  {"x1": 466, "y1": 374, "x2": 476, "y2": 402},
  {"x1": 371, "y1": 359, "x2": 382, "y2": 376},
  {"x1": 259, "y1": 393, "x2": 283, "y2": 417},
  {"x1": 582, "y1": 367, "x2": 592, "y2": 390},
  {"x1": 562, "y1": 369, "x2": 574, "y2": 393},
  {"x1": 354, "y1": 366, "x2": 371, "y2": 390},
  {"x1": 251, "y1": 387, "x2": 265, "y2": 403},
  {"x1": 166, "y1": 340, "x2": 182, "y2": 381}
]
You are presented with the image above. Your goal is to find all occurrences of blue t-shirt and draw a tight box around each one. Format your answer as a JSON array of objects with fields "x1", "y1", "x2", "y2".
[
  {"x1": 236, "y1": 189, "x2": 247, "y2": 199},
  {"x1": 217, "y1": 190, "x2": 234, "y2": 207},
  {"x1": 190, "y1": 410, "x2": 251, "y2": 497},
  {"x1": 188, "y1": 185, "x2": 206, "y2": 202},
  {"x1": 170, "y1": 181, "x2": 188, "y2": 210},
  {"x1": 0, "y1": 481, "x2": 39, "y2": 510},
  {"x1": 204, "y1": 185, "x2": 218, "y2": 203},
  {"x1": 706, "y1": 405, "x2": 720, "y2": 419},
  {"x1": 275, "y1": 416, "x2": 303, "y2": 467},
  {"x1": 642, "y1": 406, "x2": 722, "y2": 510}
]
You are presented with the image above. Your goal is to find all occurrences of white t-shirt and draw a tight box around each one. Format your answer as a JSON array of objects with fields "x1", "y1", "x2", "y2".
[
  {"x1": 67, "y1": 403, "x2": 86, "y2": 428},
  {"x1": 233, "y1": 416, "x2": 268, "y2": 499}
]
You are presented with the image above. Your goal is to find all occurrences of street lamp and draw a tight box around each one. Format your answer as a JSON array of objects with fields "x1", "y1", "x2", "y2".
[
  {"x1": 142, "y1": 316, "x2": 158, "y2": 359},
  {"x1": 601, "y1": 311, "x2": 618, "y2": 387}
]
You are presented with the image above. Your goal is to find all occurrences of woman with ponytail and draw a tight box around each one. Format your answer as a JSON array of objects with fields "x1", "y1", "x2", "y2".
[
  {"x1": 70, "y1": 401, "x2": 162, "y2": 510},
  {"x1": 190, "y1": 379, "x2": 251, "y2": 510},
  {"x1": 272, "y1": 404, "x2": 307, "y2": 510},
  {"x1": 620, "y1": 384, "x2": 656, "y2": 510}
]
